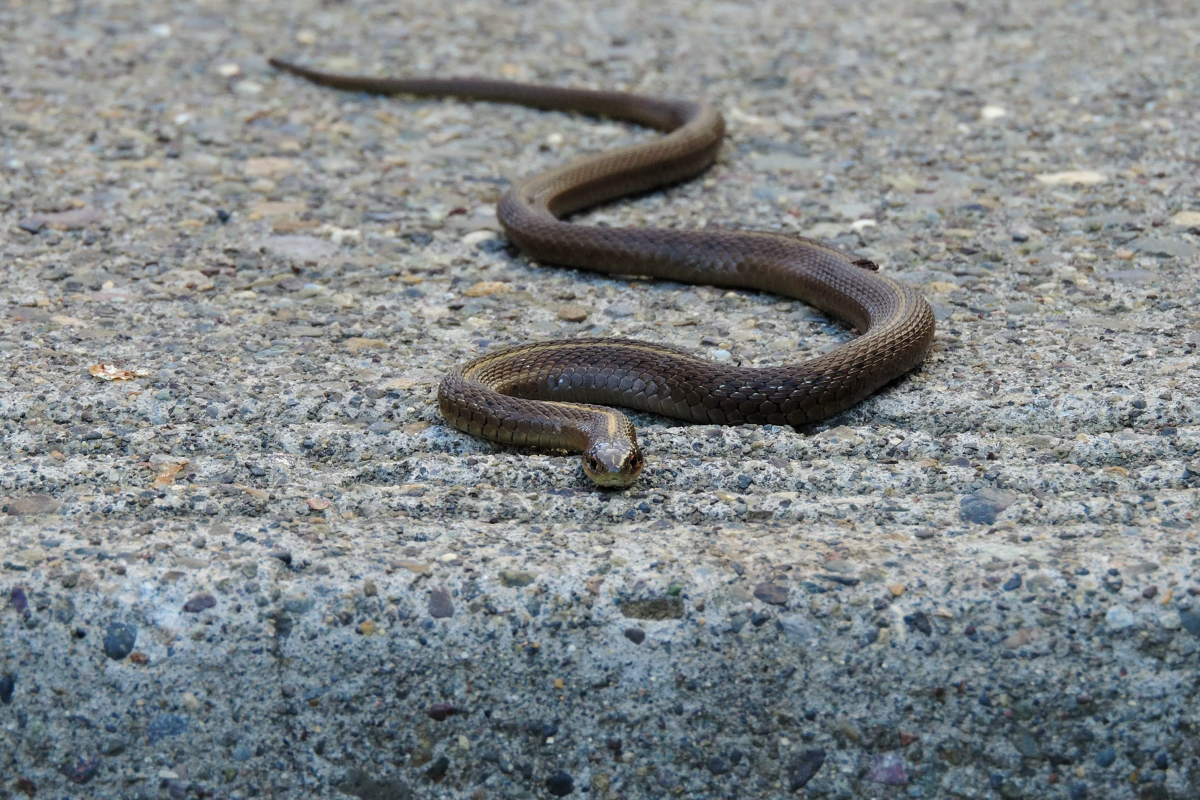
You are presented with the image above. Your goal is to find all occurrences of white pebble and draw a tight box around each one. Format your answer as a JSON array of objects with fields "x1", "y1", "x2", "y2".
[
  {"x1": 462, "y1": 230, "x2": 497, "y2": 246},
  {"x1": 1105, "y1": 605, "x2": 1135, "y2": 631},
  {"x1": 234, "y1": 80, "x2": 264, "y2": 96}
]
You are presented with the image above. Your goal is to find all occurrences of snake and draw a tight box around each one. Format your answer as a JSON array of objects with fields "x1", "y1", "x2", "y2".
[{"x1": 270, "y1": 59, "x2": 935, "y2": 487}]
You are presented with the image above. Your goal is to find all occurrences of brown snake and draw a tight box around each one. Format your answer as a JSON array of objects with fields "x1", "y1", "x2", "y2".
[{"x1": 270, "y1": 59, "x2": 935, "y2": 487}]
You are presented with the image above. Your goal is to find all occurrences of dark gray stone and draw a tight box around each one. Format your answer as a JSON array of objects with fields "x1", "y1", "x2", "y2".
[
  {"x1": 1131, "y1": 237, "x2": 1198, "y2": 258},
  {"x1": 545, "y1": 771, "x2": 574, "y2": 796},
  {"x1": 147, "y1": 713, "x2": 189, "y2": 742},
  {"x1": 960, "y1": 488, "x2": 1017, "y2": 524},
  {"x1": 428, "y1": 587, "x2": 454, "y2": 618},
  {"x1": 103, "y1": 623, "x2": 137, "y2": 660},
  {"x1": 1013, "y1": 729, "x2": 1042, "y2": 759},
  {"x1": 753, "y1": 582, "x2": 789, "y2": 606},
  {"x1": 788, "y1": 749, "x2": 826, "y2": 790},
  {"x1": 6, "y1": 494, "x2": 60, "y2": 515}
]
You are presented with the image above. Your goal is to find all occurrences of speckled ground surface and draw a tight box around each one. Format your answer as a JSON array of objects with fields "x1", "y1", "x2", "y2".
[{"x1": 2, "y1": 1, "x2": 1199, "y2": 798}]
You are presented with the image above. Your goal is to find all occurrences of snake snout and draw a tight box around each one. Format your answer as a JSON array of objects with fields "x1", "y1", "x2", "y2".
[{"x1": 582, "y1": 443, "x2": 644, "y2": 488}]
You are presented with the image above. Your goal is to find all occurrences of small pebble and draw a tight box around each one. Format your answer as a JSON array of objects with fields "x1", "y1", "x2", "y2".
[
  {"x1": 498, "y1": 570, "x2": 537, "y2": 588},
  {"x1": 1177, "y1": 610, "x2": 1200, "y2": 636},
  {"x1": 61, "y1": 755, "x2": 99, "y2": 785},
  {"x1": 788, "y1": 749, "x2": 826, "y2": 790},
  {"x1": 624, "y1": 627, "x2": 645, "y2": 644},
  {"x1": 959, "y1": 488, "x2": 1016, "y2": 525},
  {"x1": 1105, "y1": 605, "x2": 1135, "y2": 631},
  {"x1": 865, "y1": 751, "x2": 908, "y2": 785},
  {"x1": 1013, "y1": 729, "x2": 1041, "y2": 759},
  {"x1": 428, "y1": 587, "x2": 455, "y2": 619},
  {"x1": 426, "y1": 756, "x2": 449, "y2": 781},
  {"x1": 103, "y1": 623, "x2": 137, "y2": 660},
  {"x1": 545, "y1": 771, "x2": 574, "y2": 797},
  {"x1": 753, "y1": 582, "x2": 789, "y2": 606},
  {"x1": 904, "y1": 611, "x2": 932, "y2": 635},
  {"x1": 182, "y1": 593, "x2": 216, "y2": 613},
  {"x1": 11, "y1": 586, "x2": 28, "y2": 614},
  {"x1": 428, "y1": 703, "x2": 457, "y2": 721},
  {"x1": 147, "y1": 713, "x2": 189, "y2": 742},
  {"x1": 557, "y1": 304, "x2": 589, "y2": 322}
]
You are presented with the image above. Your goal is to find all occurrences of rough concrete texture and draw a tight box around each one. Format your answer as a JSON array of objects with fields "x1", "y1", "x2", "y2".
[{"x1": 2, "y1": 0, "x2": 1200, "y2": 798}]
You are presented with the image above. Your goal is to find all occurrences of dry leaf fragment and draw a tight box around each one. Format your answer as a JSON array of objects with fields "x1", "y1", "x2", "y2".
[
  {"x1": 152, "y1": 463, "x2": 185, "y2": 488},
  {"x1": 883, "y1": 173, "x2": 922, "y2": 192},
  {"x1": 248, "y1": 201, "x2": 308, "y2": 220},
  {"x1": 17, "y1": 207, "x2": 105, "y2": 233},
  {"x1": 1034, "y1": 170, "x2": 1107, "y2": 186},
  {"x1": 344, "y1": 337, "x2": 388, "y2": 352},
  {"x1": 90, "y1": 364, "x2": 151, "y2": 381},
  {"x1": 243, "y1": 157, "x2": 297, "y2": 178},
  {"x1": 463, "y1": 281, "x2": 510, "y2": 297},
  {"x1": 52, "y1": 315, "x2": 88, "y2": 327},
  {"x1": 159, "y1": 269, "x2": 215, "y2": 293}
]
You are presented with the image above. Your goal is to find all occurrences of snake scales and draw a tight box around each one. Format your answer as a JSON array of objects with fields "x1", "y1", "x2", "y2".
[{"x1": 270, "y1": 59, "x2": 935, "y2": 487}]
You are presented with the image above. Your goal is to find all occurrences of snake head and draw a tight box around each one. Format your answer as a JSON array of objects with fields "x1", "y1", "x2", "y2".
[{"x1": 582, "y1": 442, "x2": 644, "y2": 488}]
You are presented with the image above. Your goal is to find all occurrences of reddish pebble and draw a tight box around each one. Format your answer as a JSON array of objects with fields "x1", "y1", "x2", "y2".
[
  {"x1": 428, "y1": 703, "x2": 457, "y2": 721},
  {"x1": 183, "y1": 592, "x2": 216, "y2": 613},
  {"x1": 1142, "y1": 585, "x2": 1158, "y2": 599},
  {"x1": 899, "y1": 731, "x2": 919, "y2": 747}
]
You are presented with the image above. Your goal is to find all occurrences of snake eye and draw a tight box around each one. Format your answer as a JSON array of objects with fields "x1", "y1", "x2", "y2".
[{"x1": 586, "y1": 455, "x2": 601, "y2": 472}]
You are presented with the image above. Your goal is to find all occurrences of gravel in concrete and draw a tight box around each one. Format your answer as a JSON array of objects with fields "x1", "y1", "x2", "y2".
[{"x1": 2, "y1": 1, "x2": 1199, "y2": 798}]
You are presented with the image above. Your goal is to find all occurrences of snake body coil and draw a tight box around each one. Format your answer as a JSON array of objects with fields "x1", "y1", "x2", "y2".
[{"x1": 271, "y1": 59, "x2": 935, "y2": 486}]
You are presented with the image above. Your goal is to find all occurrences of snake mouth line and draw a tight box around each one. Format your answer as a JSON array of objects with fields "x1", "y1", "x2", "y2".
[{"x1": 271, "y1": 58, "x2": 935, "y2": 488}]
